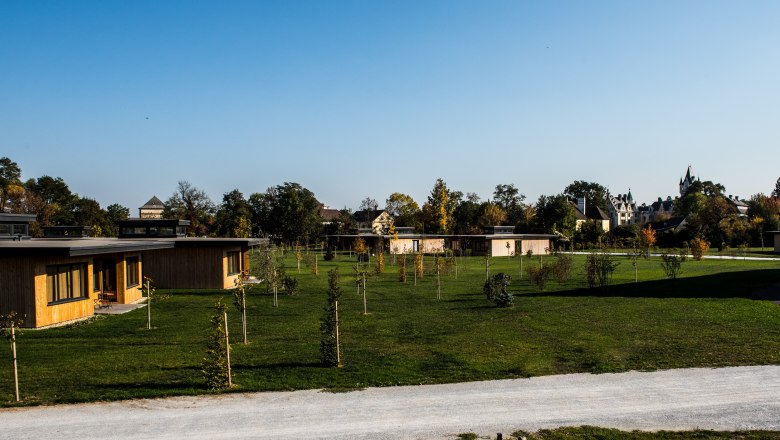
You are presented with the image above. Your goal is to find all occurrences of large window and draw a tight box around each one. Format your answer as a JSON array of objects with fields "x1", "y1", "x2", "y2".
[
  {"x1": 227, "y1": 251, "x2": 241, "y2": 275},
  {"x1": 46, "y1": 264, "x2": 87, "y2": 304},
  {"x1": 126, "y1": 256, "x2": 139, "y2": 288}
]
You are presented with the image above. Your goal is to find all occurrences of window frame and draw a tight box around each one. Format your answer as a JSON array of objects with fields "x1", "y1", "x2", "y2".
[
  {"x1": 226, "y1": 251, "x2": 241, "y2": 276},
  {"x1": 46, "y1": 263, "x2": 88, "y2": 305},
  {"x1": 126, "y1": 256, "x2": 140, "y2": 288}
]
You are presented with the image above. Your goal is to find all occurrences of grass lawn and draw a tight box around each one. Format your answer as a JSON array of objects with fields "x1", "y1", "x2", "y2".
[
  {"x1": 1, "y1": 252, "x2": 779, "y2": 406},
  {"x1": 458, "y1": 427, "x2": 780, "y2": 439}
]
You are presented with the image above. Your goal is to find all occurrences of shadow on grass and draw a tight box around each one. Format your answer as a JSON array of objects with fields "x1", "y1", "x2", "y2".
[{"x1": 524, "y1": 269, "x2": 780, "y2": 300}]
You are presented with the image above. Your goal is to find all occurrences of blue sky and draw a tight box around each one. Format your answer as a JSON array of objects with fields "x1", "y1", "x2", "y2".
[{"x1": 2, "y1": 1, "x2": 779, "y2": 212}]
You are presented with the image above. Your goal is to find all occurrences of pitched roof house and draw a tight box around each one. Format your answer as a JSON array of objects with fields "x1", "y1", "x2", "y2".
[
  {"x1": 570, "y1": 198, "x2": 610, "y2": 232},
  {"x1": 139, "y1": 196, "x2": 165, "y2": 219}
]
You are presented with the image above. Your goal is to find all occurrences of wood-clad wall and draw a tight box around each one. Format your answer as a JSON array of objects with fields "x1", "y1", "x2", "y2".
[
  {"x1": 0, "y1": 255, "x2": 96, "y2": 328},
  {"x1": 142, "y1": 246, "x2": 243, "y2": 289}
]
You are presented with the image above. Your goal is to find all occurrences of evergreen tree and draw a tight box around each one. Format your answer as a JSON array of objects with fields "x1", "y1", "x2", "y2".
[{"x1": 320, "y1": 268, "x2": 343, "y2": 367}]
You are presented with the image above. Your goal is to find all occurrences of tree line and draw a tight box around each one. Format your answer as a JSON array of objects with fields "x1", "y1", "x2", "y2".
[{"x1": 2, "y1": 156, "x2": 779, "y2": 248}]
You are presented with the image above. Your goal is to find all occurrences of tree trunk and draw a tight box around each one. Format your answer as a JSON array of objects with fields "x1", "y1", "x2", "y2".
[
  {"x1": 223, "y1": 312, "x2": 232, "y2": 387},
  {"x1": 12, "y1": 325, "x2": 20, "y2": 402}
]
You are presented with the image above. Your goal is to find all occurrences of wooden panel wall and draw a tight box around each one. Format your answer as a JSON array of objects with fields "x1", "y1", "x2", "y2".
[
  {"x1": 143, "y1": 246, "x2": 241, "y2": 289},
  {"x1": 1, "y1": 255, "x2": 97, "y2": 328}
]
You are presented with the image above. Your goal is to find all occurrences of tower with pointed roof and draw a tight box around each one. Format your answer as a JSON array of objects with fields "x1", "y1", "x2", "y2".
[
  {"x1": 679, "y1": 165, "x2": 697, "y2": 196},
  {"x1": 139, "y1": 196, "x2": 165, "y2": 219}
]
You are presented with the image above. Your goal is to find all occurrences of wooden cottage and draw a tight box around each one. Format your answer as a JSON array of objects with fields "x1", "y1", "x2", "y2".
[
  {"x1": 0, "y1": 238, "x2": 174, "y2": 328},
  {"x1": 117, "y1": 219, "x2": 265, "y2": 289}
]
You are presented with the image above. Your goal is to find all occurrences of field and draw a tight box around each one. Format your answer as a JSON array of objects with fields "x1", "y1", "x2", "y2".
[{"x1": 1, "y1": 251, "x2": 779, "y2": 406}]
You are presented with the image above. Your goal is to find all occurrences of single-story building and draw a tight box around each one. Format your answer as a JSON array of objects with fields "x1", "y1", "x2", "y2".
[
  {"x1": 117, "y1": 218, "x2": 265, "y2": 289},
  {"x1": 0, "y1": 237, "x2": 174, "y2": 328},
  {"x1": 329, "y1": 226, "x2": 556, "y2": 257},
  {"x1": 1, "y1": 217, "x2": 266, "y2": 328}
]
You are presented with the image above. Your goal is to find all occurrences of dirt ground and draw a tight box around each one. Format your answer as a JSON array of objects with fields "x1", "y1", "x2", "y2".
[{"x1": 1, "y1": 365, "x2": 778, "y2": 439}]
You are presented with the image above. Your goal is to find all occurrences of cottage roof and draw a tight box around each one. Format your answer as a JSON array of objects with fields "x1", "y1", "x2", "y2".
[{"x1": 140, "y1": 196, "x2": 165, "y2": 209}]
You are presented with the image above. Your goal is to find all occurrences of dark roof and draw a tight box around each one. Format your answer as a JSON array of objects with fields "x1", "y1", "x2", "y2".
[
  {"x1": 319, "y1": 206, "x2": 341, "y2": 222},
  {"x1": 0, "y1": 238, "x2": 175, "y2": 257},
  {"x1": 586, "y1": 206, "x2": 610, "y2": 221},
  {"x1": 353, "y1": 209, "x2": 385, "y2": 221},
  {"x1": 0, "y1": 213, "x2": 37, "y2": 223},
  {"x1": 570, "y1": 202, "x2": 609, "y2": 221},
  {"x1": 140, "y1": 196, "x2": 165, "y2": 209}
]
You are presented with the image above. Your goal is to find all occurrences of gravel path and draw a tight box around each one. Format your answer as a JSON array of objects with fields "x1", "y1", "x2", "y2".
[{"x1": 1, "y1": 366, "x2": 778, "y2": 439}]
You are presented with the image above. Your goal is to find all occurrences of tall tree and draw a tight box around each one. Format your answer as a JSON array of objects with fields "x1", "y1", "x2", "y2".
[
  {"x1": 534, "y1": 194, "x2": 576, "y2": 238},
  {"x1": 105, "y1": 204, "x2": 130, "y2": 236},
  {"x1": 385, "y1": 193, "x2": 420, "y2": 228},
  {"x1": 214, "y1": 189, "x2": 251, "y2": 237},
  {"x1": 452, "y1": 192, "x2": 482, "y2": 234},
  {"x1": 163, "y1": 181, "x2": 215, "y2": 236},
  {"x1": 773, "y1": 177, "x2": 780, "y2": 198},
  {"x1": 563, "y1": 181, "x2": 610, "y2": 211},
  {"x1": 259, "y1": 182, "x2": 322, "y2": 245},
  {"x1": 478, "y1": 203, "x2": 507, "y2": 227},
  {"x1": 72, "y1": 197, "x2": 111, "y2": 236},
  {"x1": 421, "y1": 178, "x2": 454, "y2": 234},
  {"x1": 0, "y1": 157, "x2": 22, "y2": 212},
  {"x1": 493, "y1": 184, "x2": 526, "y2": 224}
]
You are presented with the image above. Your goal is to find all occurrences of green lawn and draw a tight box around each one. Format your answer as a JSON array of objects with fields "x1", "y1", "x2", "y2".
[{"x1": 1, "y1": 252, "x2": 779, "y2": 406}]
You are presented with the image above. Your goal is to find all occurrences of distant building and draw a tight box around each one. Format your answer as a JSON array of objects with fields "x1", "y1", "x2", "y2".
[
  {"x1": 726, "y1": 195, "x2": 748, "y2": 217},
  {"x1": 679, "y1": 165, "x2": 698, "y2": 196},
  {"x1": 570, "y1": 198, "x2": 610, "y2": 231},
  {"x1": 139, "y1": 196, "x2": 165, "y2": 219},
  {"x1": 608, "y1": 190, "x2": 638, "y2": 228},
  {"x1": 318, "y1": 203, "x2": 341, "y2": 225}
]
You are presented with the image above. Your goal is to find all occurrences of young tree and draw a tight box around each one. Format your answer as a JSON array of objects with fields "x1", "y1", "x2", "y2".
[
  {"x1": 233, "y1": 272, "x2": 250, "y2": 344},
  {"x1": 141, "y1": 277, "x2": 156, "y2": 330},
  {"x1": 660, "y1": 250, "x2": 687, "y2": 279},
  {"x1": 398, "y1": 252, "x2": 407, "y2": 282},
  {"x1": 202, "y1": 300, "x2": 231, "y2": 390},
  {"x1": 435, "y1": 255, "x2": 444, "y2": 300},
  {"x1": 320, "y1": 268, "x2": 343, "y2": 367},
  {"x1": 640, "y1": 224, "x2": 657, "y2": 257},
  {"x1": 1, "y1": 312, "x2": 23, "y2": 401},
  {"x1": 690, "y1": 237, "x2": 710, "y2": 261},
  {"x1": 585, "y1": 250, "x2": 620, "y2": 289}
]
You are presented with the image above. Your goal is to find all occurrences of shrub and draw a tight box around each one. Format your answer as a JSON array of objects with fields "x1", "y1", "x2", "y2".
[
  {"x1": 660, "y1": 250, "x2": 687, "y2": 279},
  {"x1": 689, "y1": 237, "x2": 710, "y2": 261},
  {"x1": 551, "y1": 253, "x2": 573, "y2": 282},
  {"x1": 483, "y1": 272, "x2": 513, "y2": 307},
  {"x1": 282, "y1": 276, "x2": 299, "y2": 295},
  {"x1": 324, "y1": 247, "x2": 335, "y2": 261},
  {"x1": 526, "y1": 265, "x2": 553, "y2": 291},
  {"x1": 585, "y1": 250, "x2": 620, "y2": 289}
]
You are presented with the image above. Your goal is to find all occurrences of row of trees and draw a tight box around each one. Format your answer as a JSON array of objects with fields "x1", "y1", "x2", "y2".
[
  {"x1": 1, "y1": 157, "x2": 130, "y2": 236},
  {"x1": 4, "y1": 155, "x2": 779, "y2": 247}
]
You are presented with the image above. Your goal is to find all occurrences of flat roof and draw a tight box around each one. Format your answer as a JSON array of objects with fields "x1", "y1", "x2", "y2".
[
  {"x1": 330, "y1": 233, "x2": 557, "y2": 240},
  {"x1": 0, "y1": 213, "x2": 37, "y2": 223},
  {"x1": 0, "y1": 238, "x2": 175, "y2": 257}
]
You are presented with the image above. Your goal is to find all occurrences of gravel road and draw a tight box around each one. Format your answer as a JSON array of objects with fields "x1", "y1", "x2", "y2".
[{"x1": 1, "y1": 366, "x2": 778, "y2": 439}]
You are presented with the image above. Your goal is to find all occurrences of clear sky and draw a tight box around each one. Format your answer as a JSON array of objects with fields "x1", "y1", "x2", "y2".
[{"x1": 2, "y1": 1, "x2": 779, "y2": 212}]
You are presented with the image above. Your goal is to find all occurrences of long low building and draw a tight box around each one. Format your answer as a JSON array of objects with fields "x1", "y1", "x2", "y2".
[
  {"x1": 329, "y1": 226, "x2": 557, "y2": 257},
  {"x1": 0, "y1": 217, "x2": 265, "y2": 328}
]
